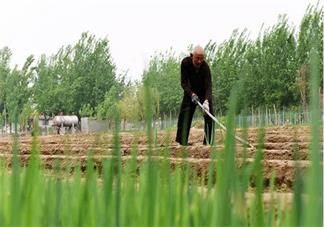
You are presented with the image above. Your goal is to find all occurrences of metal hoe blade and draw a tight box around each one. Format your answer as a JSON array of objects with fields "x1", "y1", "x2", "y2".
[{"x1": 197, "y1": 101, "x2": 255, "y2": 149}]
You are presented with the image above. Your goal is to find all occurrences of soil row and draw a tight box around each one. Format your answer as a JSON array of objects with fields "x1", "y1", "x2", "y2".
[{"x1": 0, "y1": 153, "x2": 311, "y2": 189}]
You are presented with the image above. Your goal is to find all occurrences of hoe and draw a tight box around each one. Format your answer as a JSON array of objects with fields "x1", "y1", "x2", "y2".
[{"x1": 196, "y1": 101, "x2": 256, "y2": 150}]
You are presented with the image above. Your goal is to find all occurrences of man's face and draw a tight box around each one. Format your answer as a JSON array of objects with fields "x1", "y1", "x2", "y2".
[{"x1": 192, "y1": 53, "x2": 204, "y2": 68}]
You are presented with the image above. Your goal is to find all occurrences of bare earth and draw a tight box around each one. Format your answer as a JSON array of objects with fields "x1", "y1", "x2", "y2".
[{"x1": 0, "y1": 125, "x2": 322, "y2": 191}]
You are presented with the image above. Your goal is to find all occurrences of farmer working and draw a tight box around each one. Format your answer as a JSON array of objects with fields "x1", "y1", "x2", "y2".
[{"x1": 175, "y1": 45, "x2": 214, "y2": 145}]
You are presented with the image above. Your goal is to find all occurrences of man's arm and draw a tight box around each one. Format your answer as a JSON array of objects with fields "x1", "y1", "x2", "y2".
[
  {"x1": 181, "y1": 60, "x2": 193, "y2": 97},
  {"x1": 204, "y1": 65, "x2": 212, "y2": 101}
]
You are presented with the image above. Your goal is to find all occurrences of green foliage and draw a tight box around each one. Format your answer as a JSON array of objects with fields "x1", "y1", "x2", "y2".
[
  {"x1": 0, "y1": 42, "x2": 322, "y2": 224},
  {"x1": 79, "y1": 104, "x2": 94, "y2": 117},
  {"x1": 136, "y1": 83, "x2": 160, "y2": 121},
  {"x1": 118, "y1": 86, "x2": 139, "y2": 123},
  {"x1": 245, "y1": 16, "x2": 299, "y2": 108},
  {"x1": 0, "y1": 47, "x2": 11, "y2": 114},
  {"x1": 0, "y1": 4, "x2": 322, "y2": 124},
  {"x1": 211, "y1": 30, "x2": 250, "y2": 113},
  {"x1": 5, "y1": 55, "x2": 34, "y2": 124},
  {"x1": 211, "y1": 16, "x2": 300, "y2": 113},
  {"x1": 19, "y1": 100, "x2": 34, "y2": 132},
  {"x1": 142, "y1": 50, "x2": 182, "y2": 114},
  {"x1": 142, "y1": 5, "x2": 322, "y2": 117},
  {"x1": 297, "y1": 4, "x2": 323, "y2": 68},
  {"x1": 209, "y1": 5, "x2": 323, "y2": 115},
  {"x1": 296, "y1": 4, "x2": 323, "y2": 111},
  {"x1": 96, "y1": 86, "x2": 118, "y2": 121},
  {"x1": 0, "y1": 4, "x2": 322, "y2": 226},
  {"x1": 32, "y1": 55, "x2": 57, "y2": 115},
  {"x1": 304, "y1": 31, "x2": 323, "y2": 227},
  {"x1": 33, "y1": 32, "x2": 118, "y2": 116},
  {"x1": 0, "y1": 69, "x2": 322, "y2": 225}
]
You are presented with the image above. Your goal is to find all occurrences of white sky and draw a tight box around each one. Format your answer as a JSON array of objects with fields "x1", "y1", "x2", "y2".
[{"x1": 0, "y1": 0, "x2": 322, "y2": 81}]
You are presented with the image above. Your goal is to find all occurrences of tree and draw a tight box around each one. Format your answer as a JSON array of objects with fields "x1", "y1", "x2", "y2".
[
  {"x1": 118, "y1": 86, "x2": 139, "y2": 130},
  {"x1": 296, "y1": 5, "x2": 323, "y2": 112},
  {"x1": 135, "y1": 83, "x2": 160, "y2": 121},
  {"x1": 0, "y1": 47, "x2": 12, "y2": 123},
  {"x1": 33, "y1": 32, "x2": 119, "y2": 116},
  {"x1": 32, "y1": 55, "x2": 59, "y2": 115},
  {"x1": 79, "y1": 104, "x2": 94, "y2": 118},
  {"x1": 96, "y1": 86, "x2": 119, "y2": 128},
  {"x1": 243, "y1": 16, "x2": 299, "y2": 109},
  {"x1": 19, "y1": 100, "x2": 35, "y2": 132},
  {"x1": 210, "y1": 30, "x2": 250, "y2": 113},
  {"x1": 142, "y1": 50, "x2": 182, "y2": 115},
  {"x1": 5, "y1": 55, "x2": 34, "y2": 128}
]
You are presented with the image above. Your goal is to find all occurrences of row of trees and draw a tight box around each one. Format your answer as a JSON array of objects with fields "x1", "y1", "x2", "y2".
[
  {"x1": 143, "y1": 5, "x2": 323, "y2": 116},
  {"x1": 0, "y1": 33, "x2": 128, "y2": 129},
  {"x1": 0, "y1": 5, "x2": 322, "y2": 129},
  {"x1": 0, "y1": 32, "x2": 161, "y2": 129}
]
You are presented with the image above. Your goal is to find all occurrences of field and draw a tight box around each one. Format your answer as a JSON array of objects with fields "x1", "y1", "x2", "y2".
[
  {"x1": 0, "y1": 3, "x2": 322, "y2": 226},
  {"x1": 0, "y1": 126, "x2": 321, "y2": 194},
  {"x1": 0, "y1": 126, "x2": 321, "y2": 186},
  {"x1": 0, "y1": 120, "x2": 323, "y2": 226}
]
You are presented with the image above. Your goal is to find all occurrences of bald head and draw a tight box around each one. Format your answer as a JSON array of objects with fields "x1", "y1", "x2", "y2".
[
  {"x1": 192, "y1": 45, "x2": 205, "y2": 55},
  {"x1": 191, "y1": 45, "x2": 205, "y2": 68}
]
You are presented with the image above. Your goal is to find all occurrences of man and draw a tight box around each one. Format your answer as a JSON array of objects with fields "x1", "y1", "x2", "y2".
[{"x1": 176, "y1": 45, "x2": 214, "y2": 145}]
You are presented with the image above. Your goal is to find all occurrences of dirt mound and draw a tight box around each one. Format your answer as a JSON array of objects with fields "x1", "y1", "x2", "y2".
[{"x1": 0, "y1": 125, "x2": 322, "y2": 190}]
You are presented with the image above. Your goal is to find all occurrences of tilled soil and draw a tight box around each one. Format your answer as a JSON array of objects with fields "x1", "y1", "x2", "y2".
[{"x1": 0, "y1": 125, "x2": 322, "y2": 190}]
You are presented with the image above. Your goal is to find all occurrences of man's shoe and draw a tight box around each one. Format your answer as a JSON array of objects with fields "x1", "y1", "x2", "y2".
[{"x1": 176, "y1": 141, "x2": 193, "y2": 146}]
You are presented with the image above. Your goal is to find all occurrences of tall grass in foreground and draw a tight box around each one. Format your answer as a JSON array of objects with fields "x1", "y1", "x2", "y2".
[{"x1": 0, "y1": 54, "x2": 322, "y2": 226}]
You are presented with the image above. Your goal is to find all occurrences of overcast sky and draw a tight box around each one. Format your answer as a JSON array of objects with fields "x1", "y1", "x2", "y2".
[{"x1": 0, "y1": 0, "x2": 321, "y2": 81}]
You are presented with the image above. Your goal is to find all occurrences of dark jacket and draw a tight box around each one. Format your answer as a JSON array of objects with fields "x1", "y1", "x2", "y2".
[{"x1": 180, "y1": 56, "x2": 212, "y2": 101}]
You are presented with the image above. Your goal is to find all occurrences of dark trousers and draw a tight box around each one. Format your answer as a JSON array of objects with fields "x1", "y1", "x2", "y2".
[{"x1": 176, "y1": 95, "x2": 215, "y2": 145}]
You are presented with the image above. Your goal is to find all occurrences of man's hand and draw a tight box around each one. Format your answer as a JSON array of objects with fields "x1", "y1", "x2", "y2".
[
  {"x1": 191, "y1": 93, "x2": 199, "y2": 103},
  {"x1": 202, "y1": 100, "x2": 209, "y2": 113}
]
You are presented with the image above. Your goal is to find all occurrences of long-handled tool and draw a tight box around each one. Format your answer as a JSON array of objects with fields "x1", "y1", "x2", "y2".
[{"x1": 197, "y1": 101, "x2": 255, "y2": 149}]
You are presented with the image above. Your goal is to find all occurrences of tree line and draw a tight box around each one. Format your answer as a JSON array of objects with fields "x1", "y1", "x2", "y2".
[
  {"x1": 0, "y1": 5, "x2": 322, "y2": 129},
  {"x1": 143, "y1": 5, "x2": 323, "y2": 117}
]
